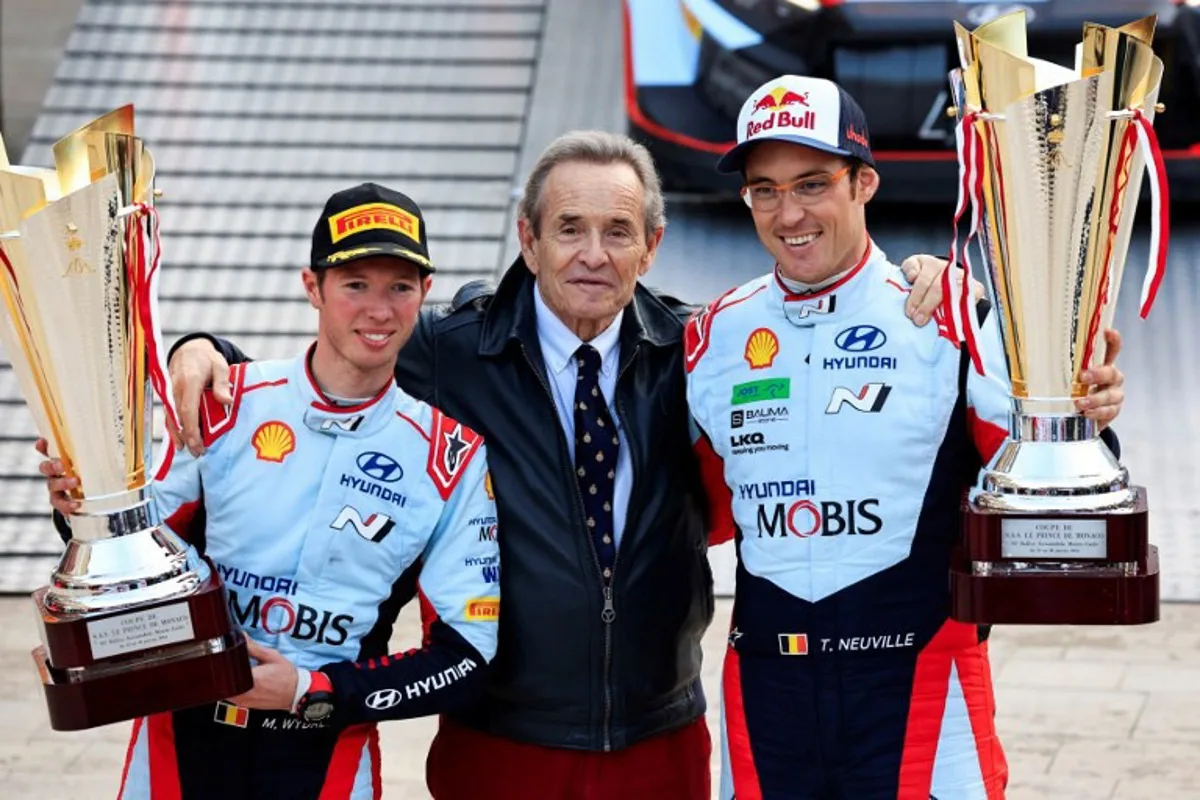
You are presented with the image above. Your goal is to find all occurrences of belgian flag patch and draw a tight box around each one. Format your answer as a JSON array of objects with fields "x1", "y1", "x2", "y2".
[
  {"x1": 778, "y1": 633, "x2": 809, "y2": 656},
  {"x1": 213, "y1": 701, "x2": 249, "y2": 728}
]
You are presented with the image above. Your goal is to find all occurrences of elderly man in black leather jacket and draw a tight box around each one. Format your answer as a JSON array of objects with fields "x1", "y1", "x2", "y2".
[{"x1": 166, "y1": 130, "x2": 953, "y2": 799}]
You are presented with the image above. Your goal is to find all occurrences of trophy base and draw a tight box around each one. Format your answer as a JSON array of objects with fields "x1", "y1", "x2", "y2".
[
  {"x1": 951, "y1": 488, "x2": 1159, "y2": 625},
  {"x1": 32, "y1": 569, "x2": 253, "y2": 731},
  {"x1": 950, "y1": 546, "x2": 1159, "y2": 625},
  {"x1": 33, "y1": 635, "x2": 251, "y2": 731}
]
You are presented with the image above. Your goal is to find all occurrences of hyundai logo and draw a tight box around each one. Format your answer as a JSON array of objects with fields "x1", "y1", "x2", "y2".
[
  {"x1": 365, "y1": 688, "x2": 403, "y2": 710},
  {"x1": 357, "y1": 452, "x2": 403, "y2": 483},
  {"x1": 835, "y1": 325, "x2": 887, "y2": 353}
]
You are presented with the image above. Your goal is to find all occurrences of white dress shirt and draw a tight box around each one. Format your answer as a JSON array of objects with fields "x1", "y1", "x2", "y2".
[{"x1": 533, "y1": 285, "x2": 632, "y2": 546}]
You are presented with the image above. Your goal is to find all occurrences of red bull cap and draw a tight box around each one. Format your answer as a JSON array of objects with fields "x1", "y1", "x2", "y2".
[{"x1": 716, "y1": 75, "x2": 875, "y2": 173}]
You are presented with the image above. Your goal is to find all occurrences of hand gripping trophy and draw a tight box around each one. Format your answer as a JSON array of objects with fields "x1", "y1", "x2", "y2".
[
  {"x1": 0, "y1": 107, "x2": 251, "y2": 730},
  {"x1": 942, "y1": 14, "x2": 1169, "y2": 625}
]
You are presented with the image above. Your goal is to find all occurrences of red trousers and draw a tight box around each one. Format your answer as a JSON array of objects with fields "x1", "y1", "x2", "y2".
[{"x1": 426, "y1": 716, "x2": 712, "y2": 800}]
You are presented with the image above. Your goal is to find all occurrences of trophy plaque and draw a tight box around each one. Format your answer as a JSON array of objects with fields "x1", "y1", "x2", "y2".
[
  {"x1": 944, "y1": 15, "x2": 1166, "y2": 625},
  {"x1": 0, "y1": 107, "x2": 252, "y2": 730}
]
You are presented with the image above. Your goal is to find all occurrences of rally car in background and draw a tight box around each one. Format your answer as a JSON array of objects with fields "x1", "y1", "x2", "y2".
[{"x1": 623, "y1": 0, "x2": 1200, "y2": 200}]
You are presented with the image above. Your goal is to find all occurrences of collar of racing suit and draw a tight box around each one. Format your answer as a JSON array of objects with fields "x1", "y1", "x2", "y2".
[
  {"x1": 294, "y1": 342, "x2": 401, "y2": 437},
  {"x1": 769, "y1": 237, "x2": 888, "y2": 327}
]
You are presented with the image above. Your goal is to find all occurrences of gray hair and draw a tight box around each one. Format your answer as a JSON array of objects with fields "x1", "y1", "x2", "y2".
[{"x1": 518, "y1": 130, "x2": 666, "y2": 240}]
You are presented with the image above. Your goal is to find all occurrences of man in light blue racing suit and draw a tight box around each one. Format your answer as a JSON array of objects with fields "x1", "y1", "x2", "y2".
[
  {"x1": 685, "y1": 76, "x2": 1127, "y2": 800},
  {"x1": 41, "y1": 183, "x2": 499, "y2": 800}
]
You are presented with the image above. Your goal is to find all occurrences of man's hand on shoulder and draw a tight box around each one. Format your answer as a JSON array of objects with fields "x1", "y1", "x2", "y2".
[
  {"x1": 169, "y1": 338, "x2": 232, "y2": 456},
  {"x1": 898, "y1": 255, "x2": 985, "y2": 327}
]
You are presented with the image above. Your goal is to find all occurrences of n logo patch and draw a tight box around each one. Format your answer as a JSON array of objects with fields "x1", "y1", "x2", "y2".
[
  {"x1": 330, "y1": 506, "x2": 396, "y2": 543},
  {"x1": 825, "y1": 383, "x2": 892, "y2": 414}
]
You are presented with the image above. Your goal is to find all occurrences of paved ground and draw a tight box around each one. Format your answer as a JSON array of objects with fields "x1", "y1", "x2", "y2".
[{"x1": 2, "y1": 597, "x2": 1198, "y2": 799}]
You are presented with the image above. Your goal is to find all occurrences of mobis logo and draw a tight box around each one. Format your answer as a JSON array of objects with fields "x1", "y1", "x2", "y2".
[
  {"x1": 756, "y1": 499, "x2": 882, "y2": 538},
  {"x1": 227, "y1": 591, "x2": 352, "y2": 646}
]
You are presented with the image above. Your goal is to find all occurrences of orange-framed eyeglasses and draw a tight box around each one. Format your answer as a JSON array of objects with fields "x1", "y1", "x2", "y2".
[{"x1": 740, "y1": 165, "x2": 853, "y2": 211}]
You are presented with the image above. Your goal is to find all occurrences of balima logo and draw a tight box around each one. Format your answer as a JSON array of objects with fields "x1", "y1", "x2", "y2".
[
  {"x1": 825, "y1": 383, "x2": 892, "y2": 414},
  {"x1": 330, "y1": 506, "x2": 396, "y2": 543},
  {"x1": 365, "y1": 688, "x2": 403, "y2": 711},
  {"x1": 357, "y1": 451, "x2": 403, "y2": 483}
]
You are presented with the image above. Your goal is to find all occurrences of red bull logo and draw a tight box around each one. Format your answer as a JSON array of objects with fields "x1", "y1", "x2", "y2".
[
  {"x1": 747, "y1": 85, "x2": 816, "y2": 138},
  {"x1": 751, "y1": 86, "x2": 811, "y2": 113}
]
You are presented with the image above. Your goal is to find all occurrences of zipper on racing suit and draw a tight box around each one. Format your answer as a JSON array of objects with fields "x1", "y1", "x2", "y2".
[{"x1": 520, "y1": 342, "x2": 629, "y2": 751}]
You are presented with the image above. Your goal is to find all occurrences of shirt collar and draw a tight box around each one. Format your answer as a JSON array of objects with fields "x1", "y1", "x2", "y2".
[
  {"x1": 768, "y1": 237, "x2": 883, "y2": 326},
  {"x1": 533, "y1": 283, "x2": 623, "y2": 377},
  {"x1": 292, "y1": 344, "x2": 398, "y2": 437}
]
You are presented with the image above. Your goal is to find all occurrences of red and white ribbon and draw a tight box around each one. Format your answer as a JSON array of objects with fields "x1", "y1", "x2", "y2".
[
  {"x1": 1130, "y1": 108, "x2": 1169, "y2": 319},
  {"x1": 129, "y1": 203, "x2": 181, "y2": 469},
  {"x1": 942, "y1": 110, "x2": 986, "y2": 375}
]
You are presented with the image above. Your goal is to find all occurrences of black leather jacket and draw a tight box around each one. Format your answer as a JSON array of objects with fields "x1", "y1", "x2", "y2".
[{"x1": 208, "y1": 259, "x2": 714, "y2": 751}]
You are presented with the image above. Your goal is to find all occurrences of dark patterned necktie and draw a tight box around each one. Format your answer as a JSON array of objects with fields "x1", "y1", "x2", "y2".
[{"x1": 574, "y1": 344, "x2": 618, "y2": 581}]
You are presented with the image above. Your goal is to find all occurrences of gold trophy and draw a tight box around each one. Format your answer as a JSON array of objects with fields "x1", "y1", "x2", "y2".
[
  {"x1": 945, "y1": 15, "x2": 1167, "y2": 625},
  {"x1": 0, "y1": 107, "x2": 251, "y2": 730}
]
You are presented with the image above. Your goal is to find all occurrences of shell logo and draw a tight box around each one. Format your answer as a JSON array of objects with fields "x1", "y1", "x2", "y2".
[
  {"x1": 484, "y1": 471, "x2": 494, "y2": 500},
  {"x1": 744, "y1": 328, "x2": 780, "y2": 369},
  {"x1": 253, "y1": 421, "x2": 296, "y2": 463}
]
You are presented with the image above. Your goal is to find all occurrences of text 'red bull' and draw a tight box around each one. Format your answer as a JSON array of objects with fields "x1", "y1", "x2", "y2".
[{"x1": 747, "y1": 110, "x2": 816, "y2": 139}]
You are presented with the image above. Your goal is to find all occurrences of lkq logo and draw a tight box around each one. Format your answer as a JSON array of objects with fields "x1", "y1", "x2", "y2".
[
  {"x1": 330, "y1": 505, "x2": 396, "y2": 543},
  {"x1": 756, "y1": 499, "x2": 882, "y2": 538},
  {"x1": 825, "y1": 383, "x2": 892, "y2": 414},
  {"x1": 730, "y1": 431, "x2": 789, "y2": 457},
  {"x1": 340, "y1": 451, "x2": 407, "y2": 507}
]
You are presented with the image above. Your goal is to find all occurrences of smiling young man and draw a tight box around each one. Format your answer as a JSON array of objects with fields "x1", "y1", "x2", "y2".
[
  {"x1": 685, "y1": 76, "x2": 1128, "y2": 799},
  {"x1": 40, "y1": 183, "x2": 500, "y2": 800}
]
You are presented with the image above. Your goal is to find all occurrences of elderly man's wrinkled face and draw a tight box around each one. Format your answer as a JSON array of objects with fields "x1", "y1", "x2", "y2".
[{"x1": 519, "y1": 161, "x2": 663, "y2": 341}]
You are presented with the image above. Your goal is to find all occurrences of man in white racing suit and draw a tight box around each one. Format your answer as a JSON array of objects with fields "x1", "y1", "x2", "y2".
[{"x1": 42, "y1": 182, "x2": 499, "y2": 800}]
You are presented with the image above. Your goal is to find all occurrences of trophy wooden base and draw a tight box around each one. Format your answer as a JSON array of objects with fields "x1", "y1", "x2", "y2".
[
  {"x1": 950, "y1": 489, "x2": 1160, "y2": 625},
  {"x1": 32, "y1": 570, "x2": 253, "y2": 731}
]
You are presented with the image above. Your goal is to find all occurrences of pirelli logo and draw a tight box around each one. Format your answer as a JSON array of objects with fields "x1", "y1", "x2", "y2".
[
  {"x1": 329, "y1": 203, "x2": 420, "y2": 244},
  {"x1": 465, "y1": 597, "x2": 499, "y2": 621}
]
